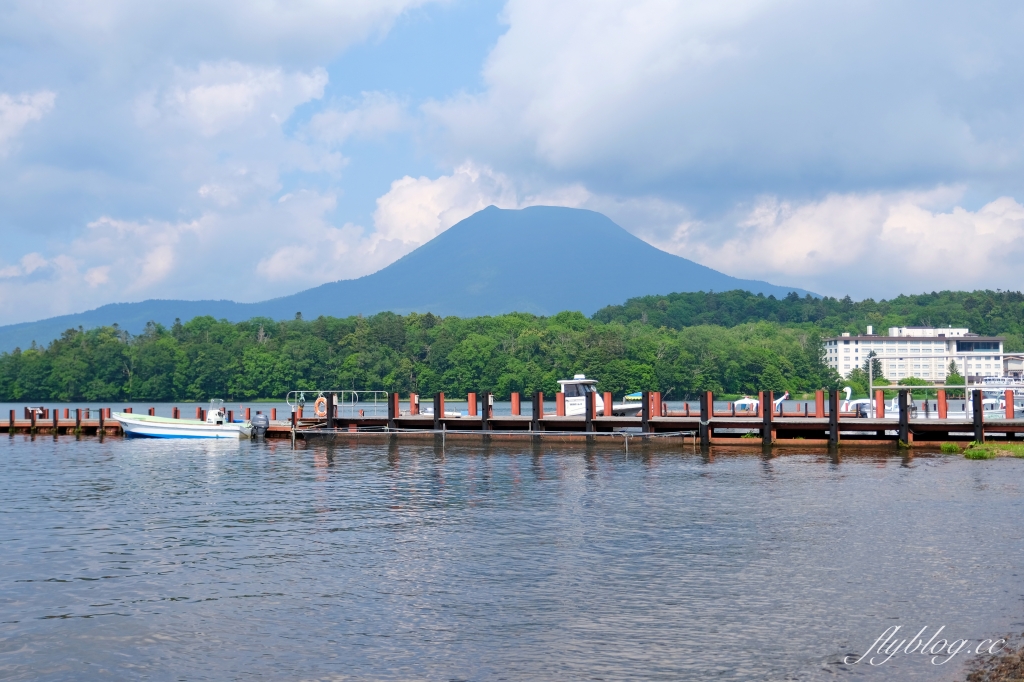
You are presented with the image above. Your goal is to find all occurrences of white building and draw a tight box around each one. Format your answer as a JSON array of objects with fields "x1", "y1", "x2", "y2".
[{"x1": 824, "y1": 326, "x2": 1004, "y2": 382}]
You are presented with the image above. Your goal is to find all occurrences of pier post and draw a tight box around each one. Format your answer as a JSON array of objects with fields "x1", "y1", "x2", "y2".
[
  {"x1": 938, "y1": 390, "x2": 947, "y2": 419},
  {"x1": 52, "y1": 408, "x2": 58, "y2": 434},
  {"x1": 585, "y1": 391, "x2": 594, "y2": 433},
  {"x1": 196, "y1": 407, "x2": 202, "y2": 419},
  {"x1": 434, "y1": 393, "x2": 443, "y2": 430},
  {"x1": 898, "y1": 390, "x2": 910, "y2": 445},
  {"x1": 30, "y1": 408, "x2": 36, "y2": 433},
  {"x1": 387, "y1": 393, "x2": 397, "y2": 430},
  {"x1": 531, "y1": 393, "x2": 541, "y2": 431},
  {"x1": 8, "y1": 410, "x2": 13, "y2": 434},
  {"x1": 64, "y1": 408, "x2": 69, "y2": 419},
  {"x1": 641, "y1": 391, "x2": 650, "y2": 433},
  {"x1": 875, "y1": 389, "x2": 885, "y2": 418},
  {"x1": 325, "y1": 392, "x2": 335, "y2": 428},
  {"x1": 410, "y1": 393, "x2": 419, "y2": 416},
  {"x1": 75, "y1": 408, "x2": 81, "y2": 432},
  {"x1": 245, "y1": 407, "x2": 251, "y2": 421},
  {"x1": 603, "y1": 391, "x2": 613, "y2": 417},
  {"x1": 973, "y1": 390, "x2": 984, "y2": 442},
  {"x1": 828, "y1": 389, "x2": 839, "y2": 445},
  {"x1": 556, "y1": 393, "x2": 565, "y2": 417},
  {"x1": 761, "y1": 391, "x2": 773, "y2": 446},
  {"x1": 480, "y1": 392, "x2": 490, "y2": 432},
  {"x1": 148, "y1": 407, "x2": 155, "y2": 416},
  {"x1": 699, "y1": 391, "x2": 711, "y2": 448},
  {"x1": 815, "y1": 390, "x2": 824, "y2": 418},
  {"x1": 271, "y1": 408, "x2": 277, "y2": 421},
  {"x1": 511, "y1": 392, "x2": 520, "y2": 416},
  {"x1": 652, "y1": 392, "x2": 662, "y2": 418},
  {"x1": 98, "y1": 408, "x2": 104, "y2": 433},
  {"x1": 1006, "y1": 389, "x2": 1014, "y2": 419},
  {"x1": 468, "y1": 393, "x2": 477, "y2": 416}
]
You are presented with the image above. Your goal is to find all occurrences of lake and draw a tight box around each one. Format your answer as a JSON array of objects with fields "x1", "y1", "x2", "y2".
[{"x1": 1, "y1": 436, "x2": 1022, "y2": 680}]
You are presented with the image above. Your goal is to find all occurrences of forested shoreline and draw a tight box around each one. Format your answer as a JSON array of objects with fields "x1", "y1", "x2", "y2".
[{"x1": 1, "y1": 289, "x2": 1020, "y2": 402}]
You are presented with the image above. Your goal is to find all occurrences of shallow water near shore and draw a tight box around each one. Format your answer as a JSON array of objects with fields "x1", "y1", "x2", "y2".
[{"x1": 1, "y1": 437, "x2": 1022, "y2": 680}]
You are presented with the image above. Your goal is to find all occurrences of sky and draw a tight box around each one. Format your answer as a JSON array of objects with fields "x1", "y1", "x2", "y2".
[{"x1": 2, "y1": 0, "x2": 1024, "y2": 325}]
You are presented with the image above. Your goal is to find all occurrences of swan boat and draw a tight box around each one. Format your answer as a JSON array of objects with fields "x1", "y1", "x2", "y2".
[{"x1": 113, "y1": 400, "x2": 253, "y2": 439}]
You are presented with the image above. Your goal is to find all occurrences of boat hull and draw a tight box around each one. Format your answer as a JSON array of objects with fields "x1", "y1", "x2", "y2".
[{"x1": 113, "y1": 413, "x2": 253, "y2": 439}]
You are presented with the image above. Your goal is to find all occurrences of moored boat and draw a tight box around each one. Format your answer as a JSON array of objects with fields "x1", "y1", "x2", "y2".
[
  {"x1": 113, "y1": 400, "x2": 253, "y2": 439},
  {"x1": 558, "y1": 374, "x2": 644, "y2": 416}
]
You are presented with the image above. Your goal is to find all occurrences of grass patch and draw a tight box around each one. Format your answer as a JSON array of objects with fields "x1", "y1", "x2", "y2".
[
  {"x1": 940, "y1": 442, "x2": 961, "y2": 454},
  {"x1": 741, "y1": 432, "x2": 758, "y2": 439},
  {"x1": 963, "y1": 441, "x2": 1024, "y2": 459}
]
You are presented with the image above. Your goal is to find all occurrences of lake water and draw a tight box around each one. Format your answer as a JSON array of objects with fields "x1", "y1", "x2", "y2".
[{"x1": 1, "y1": 436, "x2": 1022, "y2": 681}]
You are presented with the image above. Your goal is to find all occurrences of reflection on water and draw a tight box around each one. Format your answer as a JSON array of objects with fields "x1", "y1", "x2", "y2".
[{"x1": 1, "y1": 437, "x2": 1023, "y2": 680}]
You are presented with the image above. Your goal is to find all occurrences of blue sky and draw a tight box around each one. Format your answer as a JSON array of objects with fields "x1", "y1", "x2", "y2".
[{"x1": 1, "y1": 0, "x2": 1024, "y2": 325}]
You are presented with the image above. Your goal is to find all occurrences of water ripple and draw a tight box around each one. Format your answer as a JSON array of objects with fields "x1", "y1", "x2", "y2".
[{"x1": 1, "y1": 436, "x2": 1023, "y2": 680}]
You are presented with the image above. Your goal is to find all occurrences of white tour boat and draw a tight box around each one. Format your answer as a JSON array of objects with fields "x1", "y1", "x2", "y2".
[{"x1": 113, "y1": 399, "x2": 253, "y2": 439}]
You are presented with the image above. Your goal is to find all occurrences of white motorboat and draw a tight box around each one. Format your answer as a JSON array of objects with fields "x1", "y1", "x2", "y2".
[
  {"x1": 113, "y1": 400, "x2": 253, "y2": 439},
  {"x1": 558, "y1": 374, "x2": 644, "y2": 416}
]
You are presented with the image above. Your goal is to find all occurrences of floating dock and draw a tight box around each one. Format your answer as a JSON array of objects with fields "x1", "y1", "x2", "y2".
[{"x1": 3, "y1": 389, "x2": 1018, "y2": 448}]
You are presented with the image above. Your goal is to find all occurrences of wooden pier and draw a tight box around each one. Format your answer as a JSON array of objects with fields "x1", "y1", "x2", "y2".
[
  {"x1": 283, "y1": 389, "x2": 1020, "y2": 449},
  {"x1": 3, "y1": 389, "x2": 1019, "y2": 449}
]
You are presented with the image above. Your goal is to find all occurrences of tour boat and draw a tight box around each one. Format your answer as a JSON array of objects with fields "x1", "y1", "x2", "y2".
[{"x1": 113, "y1": 400, "x2": 253, "y2": 439}]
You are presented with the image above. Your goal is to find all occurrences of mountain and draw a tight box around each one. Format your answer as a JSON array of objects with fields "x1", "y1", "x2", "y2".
[{"x1": 0, "y1": 206, "x2": 813, "y2": 352}]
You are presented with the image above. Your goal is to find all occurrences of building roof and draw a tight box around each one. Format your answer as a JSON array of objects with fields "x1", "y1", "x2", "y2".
[{"x1": 825, "y1": 334, "x2": 1004, "y2": 342}]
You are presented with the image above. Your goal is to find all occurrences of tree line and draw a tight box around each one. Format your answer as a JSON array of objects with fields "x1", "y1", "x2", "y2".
[
  {"x1": 3, "y1": 288, "x2": 1019, "y2": 402},
  {"x1": 0, "y1": 309, "x2": 833, "y2": 402},
  {"x1": 594, "y1": 289, "x2": 1024, "y2": 351}
]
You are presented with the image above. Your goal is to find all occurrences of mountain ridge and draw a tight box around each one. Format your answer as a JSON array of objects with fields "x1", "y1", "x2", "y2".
[{"x1": 0, "y1": 206, "x2": 812, "y2": 352}]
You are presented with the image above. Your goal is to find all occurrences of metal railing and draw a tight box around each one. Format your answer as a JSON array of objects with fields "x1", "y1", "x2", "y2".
[{"x1": 285, "y1": 390, "x2": 390, "y2": 418}]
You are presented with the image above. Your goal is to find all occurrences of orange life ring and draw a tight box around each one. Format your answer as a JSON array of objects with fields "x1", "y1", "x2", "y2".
[{"x1": 314, "y1": 396, "x2": 328, "y2": 418}]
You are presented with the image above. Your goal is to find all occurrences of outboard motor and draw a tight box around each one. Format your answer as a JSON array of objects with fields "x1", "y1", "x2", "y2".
[{"x1": 251, "y1": 411, "x2": 270, "y2": 439}]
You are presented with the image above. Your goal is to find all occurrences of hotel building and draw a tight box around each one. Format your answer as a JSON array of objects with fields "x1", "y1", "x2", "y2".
[{"x1": 824, "y1": 326, "x2": 1004, "y2": 382}]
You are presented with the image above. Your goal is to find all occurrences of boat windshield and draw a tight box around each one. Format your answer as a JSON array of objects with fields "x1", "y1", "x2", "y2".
[
  {"x1": 208, "y1": 399, "x2": 225, "y2": 412},
  {"x1": 563, "y1": 383, "x2": 597, "y2": 397}
]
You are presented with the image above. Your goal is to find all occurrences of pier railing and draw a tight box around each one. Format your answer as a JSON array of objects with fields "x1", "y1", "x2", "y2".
[{"x1": 285, "y1": 390, "x2": 390, "y2": 419}]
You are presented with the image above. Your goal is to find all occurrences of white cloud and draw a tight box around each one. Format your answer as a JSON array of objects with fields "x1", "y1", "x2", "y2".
[
  {"x1": 0, "y1": 253, "x2": 50, "y2": 279},
  {"x1": 307, "y1": 92, "x2": 408, "y2": 146},
  {"x1": 372, "y1": 163, "x2": 520, "y2": 244},
  {"x1": 653, "y1": 189, "x2": 1024, "y2": 298},
  {"x1": 1, "y1": 0, "x2": 440, "y2": 67},
  {"x1": 427, "y1": 0, "x2": 1024, "y2": 193},
  {"x1": 138, "y1": 62, "x2": 327, "y2": 137},
  {"x1": 0, "y1": 91, "x2": 56, "y2": 153}
]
